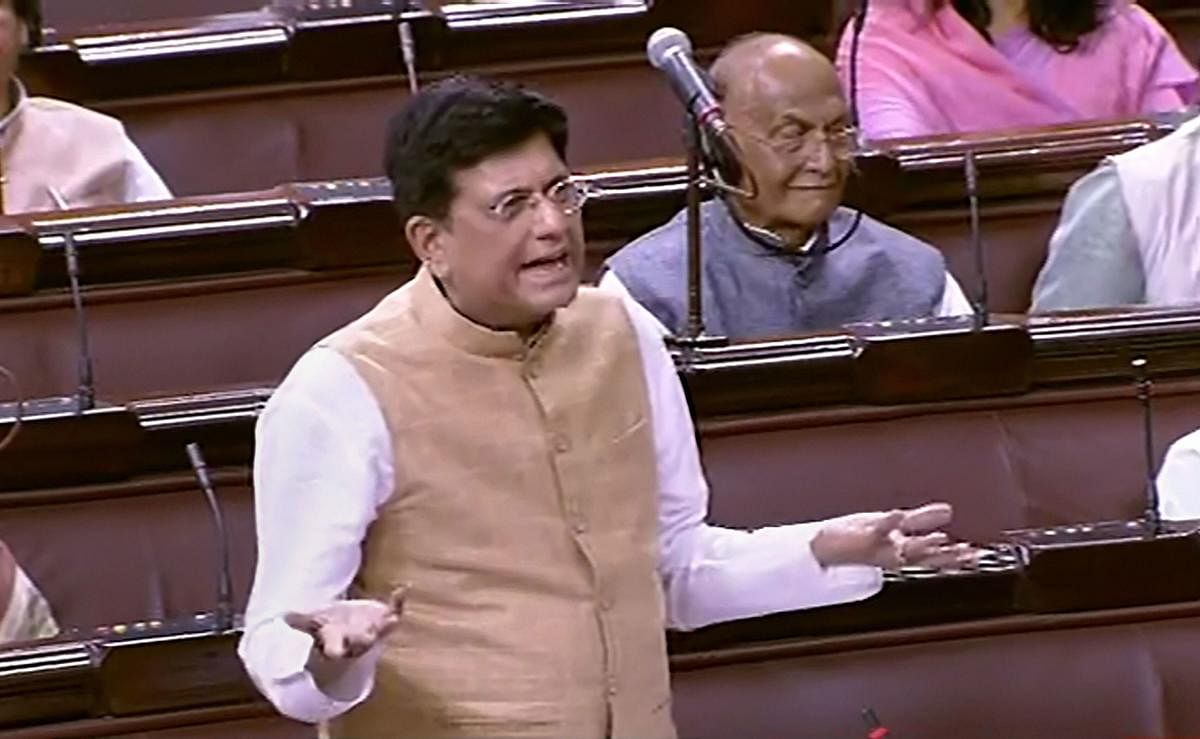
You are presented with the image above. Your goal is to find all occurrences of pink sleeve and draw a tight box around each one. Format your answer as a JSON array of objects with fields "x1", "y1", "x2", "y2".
[
  {"x1": 1130, "y1": 5, "x2": 1200, "y2": 110},
  {"x1": 835, "y1": 21, "x2": 940, "y2": 143}
]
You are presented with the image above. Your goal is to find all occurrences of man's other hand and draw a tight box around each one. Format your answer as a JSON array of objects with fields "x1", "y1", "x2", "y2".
[
  {"x1": 284, "y1": 586, "x2": 407, "y2": 661},
  {"x1": 811, "y1": 503, "x2": 977, "y2": 570}
]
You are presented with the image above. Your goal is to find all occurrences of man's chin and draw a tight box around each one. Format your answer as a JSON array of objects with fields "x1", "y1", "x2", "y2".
[
  {"x1": 780, "y1": 191, "x2": 842, "y2": 225},
  {"x1": 524, "y1": 281, "x2": 581, "y2": 317}
]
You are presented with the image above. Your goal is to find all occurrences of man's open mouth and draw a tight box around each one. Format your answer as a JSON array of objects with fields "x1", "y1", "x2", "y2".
[{"x1": 521, "y1": 253, "x2": 570, "y2": 271}]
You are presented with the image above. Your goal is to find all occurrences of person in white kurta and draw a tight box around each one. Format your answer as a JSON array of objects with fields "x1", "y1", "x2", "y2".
[
  {"x1": 0, "y1": 80, "x2": 171, "y2": 213},
  {"x1": 1033, "y1": 112, "x2": 1200, "y2": 312},
  {"x1": 238, "y1": 75, "x2": 974, "y2": 732},
  {"x1": 0, "y1": 3, "x2": 170, "y2": 213},
  {"x1": 241, "y1": 281, "x2": 914, "y2": 720},
  {"x1": 1157, "y1": 428, "x2": 1200, "y2": 521}
]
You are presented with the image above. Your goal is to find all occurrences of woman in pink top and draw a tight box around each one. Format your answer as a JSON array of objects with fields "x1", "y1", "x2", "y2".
[{"x1": 836, "y1": 0, "x2": 1199, "y2": 142}]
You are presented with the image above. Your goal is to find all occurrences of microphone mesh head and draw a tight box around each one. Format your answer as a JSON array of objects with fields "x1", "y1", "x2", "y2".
[
  {"x1": 646, "y1": 27, "x2": 691, "y2": 70},
  {"x1": 186, "y1": 442, "x2": 205, "y2": 470}
]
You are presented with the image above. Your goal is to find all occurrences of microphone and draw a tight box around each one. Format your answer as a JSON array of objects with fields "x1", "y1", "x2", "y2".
[
  {"x1": 46, "y1": 187, "x2": 96, "y2": 414},
  {"x1": 963, "y1": 150, "x2": 990, "y2": 330},
  {"x1": 1133, "y1": 357, "x2": 1163, "y2": 534},
  {"x1": 646, "y1": 27, "x2": 746, "y2": 193},
  {"x1": 398, "y1": 1, "x2": 419, "y2": 95},
  {"x1": 186, "y1": 442, "x2": 235, "y2": 633},
  {"x1": 647, "y1": 27, "x2": 727, "y2": 138}
]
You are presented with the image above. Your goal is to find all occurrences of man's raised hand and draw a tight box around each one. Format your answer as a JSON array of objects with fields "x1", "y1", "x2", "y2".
[{"x1": 284, "y1": 586, "x2": 408, "y2": 661}]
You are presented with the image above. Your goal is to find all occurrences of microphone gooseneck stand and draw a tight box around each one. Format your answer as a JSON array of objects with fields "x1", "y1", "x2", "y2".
[
  {"x1": 186, "y1": 442, "x2": 236, "y2": 634},
  {"x1": 46, "y1": 187, "x2": 97, "y2": 414},
  {"x1": 963, "y1": 149, "x2": 989, "y2": 331},
  {"x1": 669, "y1": 116, "x2": 731, "y2": 368},
  {"x1": 1134, "y1": 356, "x2": 1163, "y2": 535}
]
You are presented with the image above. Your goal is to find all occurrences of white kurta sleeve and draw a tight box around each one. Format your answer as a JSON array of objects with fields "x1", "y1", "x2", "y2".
[
  {"x1": 121, "y1": 134, "x2": 173, "y2": 202},
  {"x1": 601, "y1": 274, "x2": 883, "y2": 631},
  {"x1": 238, "y1": 347, "x2": 395, "y2": 723},
  {"x1": 937, "y1": 272, "x2": 973, "y2": 317},
  {"x1": 0, "y1": 544, "x2": 58, "y2": 643}
]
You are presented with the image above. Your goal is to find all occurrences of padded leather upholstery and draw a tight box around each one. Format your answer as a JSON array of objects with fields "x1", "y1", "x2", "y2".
[
  {"x1": 671, "y1": 608, "x2": 1200, "y2": 738},
  {"x1": 113, "y1": 64, "x2": 687, "y2": 199},
  {"x1": 700, "y1": 381, "x2": 1200, "y2": 543},
  {"x1": 0, "y1": 269, "x2": 405, "y2": 401}
]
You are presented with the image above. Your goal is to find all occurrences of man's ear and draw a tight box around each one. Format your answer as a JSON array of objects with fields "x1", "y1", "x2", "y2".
[
  {"x1": 16, "y1": 21, "x2": 28, "y2": 49},
  {"x1": 405, "y1": 215, "x2": 448, "y2": 279}
]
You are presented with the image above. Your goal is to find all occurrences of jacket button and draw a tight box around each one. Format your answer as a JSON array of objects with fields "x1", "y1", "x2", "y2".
[{"x1": 552, "y1": 434, "x2": 571, "y2": 453}]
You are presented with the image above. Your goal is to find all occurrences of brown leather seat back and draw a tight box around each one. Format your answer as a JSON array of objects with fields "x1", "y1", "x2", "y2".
[
  {"x1": 892, "y1": 204, "x2": 1059, "y2": 314},
  {"x1": 699, "y1": 384, "x2": 1200, "y2": 542},
  {"x1": 0, "y1": 479, "x2": 258, "y2": 631}
]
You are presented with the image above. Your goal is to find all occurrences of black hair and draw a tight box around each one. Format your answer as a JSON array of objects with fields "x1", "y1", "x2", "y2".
[
  {"x1": 15, "y1": 0, "x2": 41, "y2": 47},
  {"x1": 945, "y1": 0, "x2": 1105, "y2": 52},
  {"x1": 382, "y1": 74, "x2": 569, "y2": 226}
]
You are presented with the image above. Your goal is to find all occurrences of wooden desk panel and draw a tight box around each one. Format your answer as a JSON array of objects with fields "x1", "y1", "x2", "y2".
[
  {"x1": 0, "y1": 268, "x2": 404, "y2": 401},
  {"x1": 0, "y1": 469, "x2": 259, "y2": 630},
  {"x1": 889, "y1": 199, "x2": 1061, "y2": 314},
  {"x1": 111, "y1": 59, "x2": 690, "y2": 198},
  {"x1": 697, "y1": 378, "x2": 1200, "y2": 543},
  {"x1": 41, "y1": 0, "x2": 260, "y2": 37},
  {"x1": 4, "y1": 703, "x2": 313, "y2": 739},
  {"x1": 26, "y1": 1, "x2": 819, "y2": 102}
]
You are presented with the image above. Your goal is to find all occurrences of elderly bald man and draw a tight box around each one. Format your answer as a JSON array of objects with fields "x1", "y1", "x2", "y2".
[{"x1": 603, "y1": 34, "x2": 970, "y2": 339}]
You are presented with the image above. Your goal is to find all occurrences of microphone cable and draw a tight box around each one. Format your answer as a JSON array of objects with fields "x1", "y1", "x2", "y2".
[
  {"x1": 830, "y1": 0, "x2": 872, "y2": 255},
  {"x1": 849, "y1": 0, "x2": 870, "y2": 135}
]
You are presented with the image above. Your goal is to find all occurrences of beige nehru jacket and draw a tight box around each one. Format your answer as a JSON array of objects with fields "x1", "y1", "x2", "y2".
[{"x1": 321, "y1": 268, "x2": 675, "y2": 739}]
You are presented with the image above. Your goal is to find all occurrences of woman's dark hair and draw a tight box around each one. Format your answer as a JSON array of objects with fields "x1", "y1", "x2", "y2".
[
  {"x1": 942, "y1": 0, "x2": 1104, "y2": 51},
  {"x1": 382, "y1": 75, "x2": 569, "y2": 226},
  {"x1": 15, "y1": 0, "x2": 41, "y2": 47}
]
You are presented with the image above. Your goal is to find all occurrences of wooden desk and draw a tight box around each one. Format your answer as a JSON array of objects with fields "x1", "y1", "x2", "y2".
[{"x1": 0, "y1": 625, "x2": 312, "y2": 738}]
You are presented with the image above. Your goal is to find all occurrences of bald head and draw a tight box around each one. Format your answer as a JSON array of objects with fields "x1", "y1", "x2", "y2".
[
  {"x1": 710, "y1": 34, "x2": 844, "y2": 114},
  {"x1": 706, "y1": 33, "x2": 853, "y2": 247}
]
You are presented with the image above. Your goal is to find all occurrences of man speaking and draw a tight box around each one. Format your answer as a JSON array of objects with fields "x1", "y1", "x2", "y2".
[{"x1": 239, "y1": 75, "x2": 972, "y2": 738}]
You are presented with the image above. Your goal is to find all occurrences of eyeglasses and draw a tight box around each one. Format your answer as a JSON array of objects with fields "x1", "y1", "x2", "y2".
[
  {"x1": 734, "y1": 121, "x2": 859, "y2": 163},
  {"x1": 486, "y1": 177, "x2": 595, "y2": 224}
]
